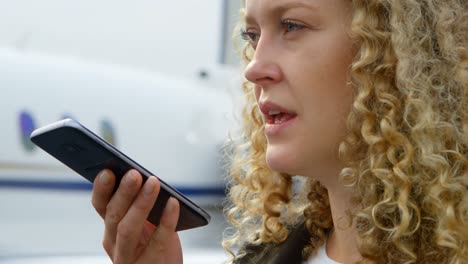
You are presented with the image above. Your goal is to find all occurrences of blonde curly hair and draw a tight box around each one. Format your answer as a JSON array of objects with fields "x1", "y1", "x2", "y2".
[{"x1": 223, "y1": 0, "x2": 467, "y2": 263}]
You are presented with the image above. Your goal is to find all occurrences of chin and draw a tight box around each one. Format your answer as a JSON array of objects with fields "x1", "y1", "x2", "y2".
[{"x1": 265, "y1": 145, "x2": 302, "y2": 175}]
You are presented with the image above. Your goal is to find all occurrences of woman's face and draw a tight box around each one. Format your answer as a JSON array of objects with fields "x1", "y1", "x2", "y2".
[{"x1": 243, "y1": 0, "x2": 355, "y2": 178}]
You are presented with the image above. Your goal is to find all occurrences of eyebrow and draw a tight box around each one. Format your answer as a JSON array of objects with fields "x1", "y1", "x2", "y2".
[{"x1": 244, "y1": 0, "x2": 319, "y2": 24}]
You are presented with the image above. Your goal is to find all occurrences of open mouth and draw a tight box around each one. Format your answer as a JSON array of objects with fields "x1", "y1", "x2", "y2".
[{"x1": 266, "y1": 110, "x2": 297, "y2": 125}]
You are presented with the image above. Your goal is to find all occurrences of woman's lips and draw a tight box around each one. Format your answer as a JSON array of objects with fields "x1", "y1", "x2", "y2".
[
  {"x1": 259, "y1": 101, "x2": 295, "y2": 117},
  {"x1": 258, "y1": 101, "x2": 298, "y2": 137},
  {"x1": 264, "y1": 113, "x2": 297, "y2": 136},
  {"x1": 266, "y1": 112, "x2": 296, "y2": 124}
]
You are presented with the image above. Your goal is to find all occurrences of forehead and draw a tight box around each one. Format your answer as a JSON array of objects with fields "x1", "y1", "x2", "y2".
[
  {"x1": 245, "y1": 0, "x2": 320, "y2": 12},
  {"x1": 244, "y1": 0, "x2": 351, "y2": 25}
]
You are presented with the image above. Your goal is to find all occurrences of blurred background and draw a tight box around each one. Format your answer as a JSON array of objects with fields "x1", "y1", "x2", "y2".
[{"x1": 0, "y1": 1, "x2": 244, "y2": 263}]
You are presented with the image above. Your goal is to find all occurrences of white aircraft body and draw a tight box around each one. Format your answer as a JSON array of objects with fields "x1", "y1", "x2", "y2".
[{"x1": 0, "y1": 47, "x2": 240, "y2": 263}]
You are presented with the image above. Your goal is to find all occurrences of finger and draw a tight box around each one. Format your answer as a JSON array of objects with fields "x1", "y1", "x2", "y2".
[
  {"x1": 103, "y1": 169, "x2": 142, "y2": 252},
  {"x1": 91, "y1": 169, "x2": 116, "y2": 219},
  {"x1": 139, "y1": 197, "x2": 181, "y2": 262},
  {"x1": 114, "y1": 176, "x2": 160, "y2": 264}
]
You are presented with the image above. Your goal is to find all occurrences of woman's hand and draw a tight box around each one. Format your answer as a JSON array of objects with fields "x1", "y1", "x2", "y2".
[{"x1": 91, "y1": 169, "x2": 182, "y2": 264}]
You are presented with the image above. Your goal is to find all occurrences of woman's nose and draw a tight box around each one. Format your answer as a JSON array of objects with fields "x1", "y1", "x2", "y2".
[{"x1": 243, "y1": 42, "x2": 283, "y2": 86}]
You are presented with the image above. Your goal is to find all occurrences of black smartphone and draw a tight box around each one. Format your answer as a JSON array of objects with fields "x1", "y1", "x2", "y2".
[{"x1": 30, "y1": 118, "x2": 210, "y2": 231}]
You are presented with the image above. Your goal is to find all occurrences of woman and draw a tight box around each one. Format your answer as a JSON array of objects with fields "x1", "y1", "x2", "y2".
[{"x1": 91, "y1": 0, "x2": 467, "y2": 263}]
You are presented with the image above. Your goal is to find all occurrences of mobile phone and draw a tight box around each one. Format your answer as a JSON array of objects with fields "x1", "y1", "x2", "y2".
[{"x1": 30, "y1": 118, "x2": 210, "y2": 231}]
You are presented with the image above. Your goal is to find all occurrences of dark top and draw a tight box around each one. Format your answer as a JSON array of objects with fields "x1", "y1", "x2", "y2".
[{"x1": 233, "y1": 222, "x2": 312, "y2": 264}]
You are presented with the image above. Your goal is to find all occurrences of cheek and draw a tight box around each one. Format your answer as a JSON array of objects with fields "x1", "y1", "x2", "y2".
[
  {"x1": 294, "y1": 39, "x2": 354, "y2": 115},
  {"x1": 300, "y1": 63, "x2": 352, "y2": 138},
  {"x1": 291, "y1": 49, "x2": 354, "y2": 160}
]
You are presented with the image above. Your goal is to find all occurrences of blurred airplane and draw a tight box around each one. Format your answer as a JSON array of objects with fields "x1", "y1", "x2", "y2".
[{"x1": 0, "y1": 47, "x2": 239, "y2": 263}]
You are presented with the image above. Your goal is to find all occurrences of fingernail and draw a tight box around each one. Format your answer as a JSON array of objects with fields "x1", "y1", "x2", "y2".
[
  {"x1": 143, "y1": 177, "x2": 155, "y2": 196},
  {"x1": 126, "y1": 170, "x2": 136, "y2": 187},
  {"x1": 99, "y1": 170, "x2": 110, "y2": 185}
]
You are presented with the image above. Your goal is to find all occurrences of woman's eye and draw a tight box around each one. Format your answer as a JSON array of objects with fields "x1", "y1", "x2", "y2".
[
  {"x1": 240, "y1": 28, "x2": 260, "y2": 44},
  {"x1": 281, "y1": 20, "x2": 305, "y2": 33}
]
